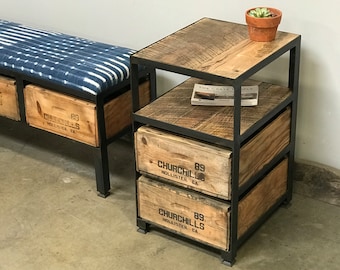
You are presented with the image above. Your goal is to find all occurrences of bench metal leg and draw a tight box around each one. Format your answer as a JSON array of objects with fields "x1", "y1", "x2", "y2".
[
  {"x1": 94, "y1": 94, "x2": 111, "y2": 198},
  {"x1": 93, "y1": 144, "x2": 110, "y2": 198},
  {"x1": 137, "y1": 218, "x2": 149, "y2": 234}
]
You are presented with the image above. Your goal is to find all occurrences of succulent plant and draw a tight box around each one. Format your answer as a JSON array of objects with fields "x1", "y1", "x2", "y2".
[{"x1": 248, "y1": 7, "x2": 274, "y2": 18}]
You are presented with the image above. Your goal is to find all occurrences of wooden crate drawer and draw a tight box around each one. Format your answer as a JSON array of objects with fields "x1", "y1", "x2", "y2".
[
  {"x1": 138, "y1": 175, "x2": 230, "y2": 250},
  {"x1": 137, "y1": 158, "x2": 288, "y2": 250},
  {"x1": 24, "y1": 84, "x2": 99, "y2": 146},
  {"x1": 135, "y1": 108, "x2": 290, "y2": 199},
  {"x1": 24, "y1": 81, "x2": 150, "y2": 146},
  {"x1": 136, "y1": 126, "x2": 232, "y2": 199},
  {"x1": 0, "y1": 76, "x2": 20, "y2": 121}
]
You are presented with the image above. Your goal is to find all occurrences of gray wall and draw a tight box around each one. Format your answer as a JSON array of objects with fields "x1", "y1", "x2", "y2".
[{"x1": 1, "y1": 0, "x2": 339, "y2": 169}]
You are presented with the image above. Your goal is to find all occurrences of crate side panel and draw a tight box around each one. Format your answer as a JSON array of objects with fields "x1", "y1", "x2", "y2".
[
  {"x1": 105, "y1": 80, "x2": 150, "y2": 138},
  {"x1": 239, "y1": 108, "x2": 291, "y2": 186},
  {"x1": 238, "y1": 158, "x2": 288, "y2": 238}
]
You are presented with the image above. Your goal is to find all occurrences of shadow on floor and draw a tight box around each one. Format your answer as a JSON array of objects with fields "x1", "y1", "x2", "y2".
[{"x1": 293, "y1": 161, "x2": 340, "y2": 207}]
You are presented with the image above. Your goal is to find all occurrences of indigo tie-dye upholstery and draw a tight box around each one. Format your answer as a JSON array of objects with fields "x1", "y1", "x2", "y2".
[{"x1": 0, "y1": 20, "x2": 136, "y2": 95}]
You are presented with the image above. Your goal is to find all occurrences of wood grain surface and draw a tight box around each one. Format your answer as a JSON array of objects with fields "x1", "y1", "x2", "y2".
[
  {"x1": 0, "y1": 76, "x2": 20, "y2": 121},
  {"x1": 133, "y1": 18, "x2": 299, "y2": 79}
]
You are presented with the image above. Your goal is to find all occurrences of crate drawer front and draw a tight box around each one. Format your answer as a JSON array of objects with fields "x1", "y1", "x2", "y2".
[
  {"x1": 135, "y1": 108, "x2": 291, "y2": 199},
  {"x1": 137, "y1": 176, "x2": 230, "y2": 250},
  {"x1": 137, "y1": 158, "x2": 288, "y2": 250},
  {"x1": 0, "y1": 76, "x2": 20, "y2": 121},
  {"x1": 135, "y1": 126, "x2": 232, "y2": 199},
  {"x1": 24, "y1": 85, "x2": 98, "y2": 146}
]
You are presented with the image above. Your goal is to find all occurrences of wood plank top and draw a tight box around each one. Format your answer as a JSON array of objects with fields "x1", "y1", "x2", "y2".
[
  {"x1": 132, "y1": 18, "x2": 300, "y2": 80},
  {"x1": 135, "y1": 78, "x2": 291, "y2": 140}
]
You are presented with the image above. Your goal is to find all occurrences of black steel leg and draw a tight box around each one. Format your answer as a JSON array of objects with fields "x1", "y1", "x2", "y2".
[
  {"x1": 94, "y1": 144, "x2": 110, "y2": 198},
  {"x1": 137, "y1": 218, "x2": 149, "y2": 234},
  {"x1": 221, "y1": 250, "x2": 235, "y2": 267}
]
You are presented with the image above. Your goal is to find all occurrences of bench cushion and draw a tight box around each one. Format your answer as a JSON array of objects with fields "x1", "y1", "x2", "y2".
[{"x1": 0, "y1": 20, "x2": 136, "y2": 96}]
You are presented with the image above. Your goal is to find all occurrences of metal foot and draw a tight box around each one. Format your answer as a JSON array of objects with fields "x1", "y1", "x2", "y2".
[
  {"x1": 220, "y1": 251, "x2": 235, "y2": 267},
  {"x1": 97, "y1": 191, "x2": 110, "y2": 198},
  {"x1": 137, "y1": 219, "x2": 149, "y2": 234},
  {"x1": 221, "y1": 259, "x2": 234, "y2": 267},
  {"x1": 137, "y1": 227, "x2": 148, "y2": 234},
  {"x1": 282, "y1": 200, "x2": 292, "y2": 208}
]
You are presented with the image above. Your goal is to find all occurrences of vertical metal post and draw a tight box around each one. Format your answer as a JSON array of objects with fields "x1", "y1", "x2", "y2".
[
  {"x1": 222, "y1": 81, "x2": 242, "y2": 265},
  {"x1": 131, "y1": 60, "x2": 153, "y2": 233},
  {"x1": 94, "y1": 95, "x2": 110, "y2": 198},
  {"x1": 148, "y1": 68, "x2": 157, "y2": 101},
  {"x1": 286, "y1": 39, "x2": 301, "y2": 203},
  {"x1": 131, "y1": 62, "x2": 141, "y2": 113},
  {"x1": 15, "y1": 77, "x2": 26, "y2": 122}
]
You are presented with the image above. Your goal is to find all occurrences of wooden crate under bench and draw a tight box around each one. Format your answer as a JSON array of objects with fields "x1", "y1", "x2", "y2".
[
  {"x1": 0, "y1": 75, "x2": 20, "y2": 121},
  {"x1": 24, "y1": 81, "x2": 150, "y2": 146}
]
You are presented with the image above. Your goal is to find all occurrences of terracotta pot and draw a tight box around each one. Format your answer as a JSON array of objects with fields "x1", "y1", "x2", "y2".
[{"x1": 245, "y1": 7, "x2": 282, "y2": 42}]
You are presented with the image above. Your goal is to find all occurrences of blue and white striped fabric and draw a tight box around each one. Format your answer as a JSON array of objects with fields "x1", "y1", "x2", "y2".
[{"x1": 0, "y1": 20, "x2": 136, "y2": 95}]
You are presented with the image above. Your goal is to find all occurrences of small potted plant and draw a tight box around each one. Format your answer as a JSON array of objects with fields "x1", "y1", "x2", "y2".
[{"x1": 245, "y1": 7, "x2": 282, "y2": 42}]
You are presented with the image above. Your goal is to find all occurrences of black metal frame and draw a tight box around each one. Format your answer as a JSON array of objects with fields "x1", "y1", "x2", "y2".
[
  {"x1": 130, "y1": 27, "x2": 301, "y2": 265},
  {"x1": 0, "y1": 66, "x2": 150, "y2": 198}
]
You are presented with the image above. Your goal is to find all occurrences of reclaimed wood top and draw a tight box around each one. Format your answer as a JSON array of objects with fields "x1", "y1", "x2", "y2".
[
  {"x1": 135, "y1": 78, "x2": 291, "y2": 140},
  {"x1": 132, "y1": 18, "x2": 300, "y2": 80}
]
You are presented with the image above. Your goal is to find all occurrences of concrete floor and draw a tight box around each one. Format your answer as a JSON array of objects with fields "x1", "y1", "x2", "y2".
[{"x1": 0, "y1": 117, "x2": 339, "y2": 270}]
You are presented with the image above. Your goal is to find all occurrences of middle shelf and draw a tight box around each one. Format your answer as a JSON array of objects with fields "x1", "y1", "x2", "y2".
[{"x1": 134, "y1": 77, "x2": 292, "y2": 147}]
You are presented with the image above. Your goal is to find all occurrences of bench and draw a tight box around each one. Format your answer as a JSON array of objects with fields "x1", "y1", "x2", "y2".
[{"x1": 0, "y1": 20, "x2": 154, "y2": 197}]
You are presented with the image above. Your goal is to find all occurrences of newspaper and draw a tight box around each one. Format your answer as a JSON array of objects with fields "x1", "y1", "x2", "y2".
[{"x1": 191, "y1": 83, "x2": 259, "y2": 106}]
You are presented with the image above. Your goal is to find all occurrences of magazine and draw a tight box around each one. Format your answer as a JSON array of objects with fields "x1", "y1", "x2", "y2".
[{"x1": 191, "y1": 83, "x2": 259, "y2": 106}]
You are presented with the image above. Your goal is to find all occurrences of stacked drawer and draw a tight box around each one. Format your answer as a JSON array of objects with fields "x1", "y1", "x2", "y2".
[{"x1": 134, "y1": 107, "x2": 291, "y2": 250}]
